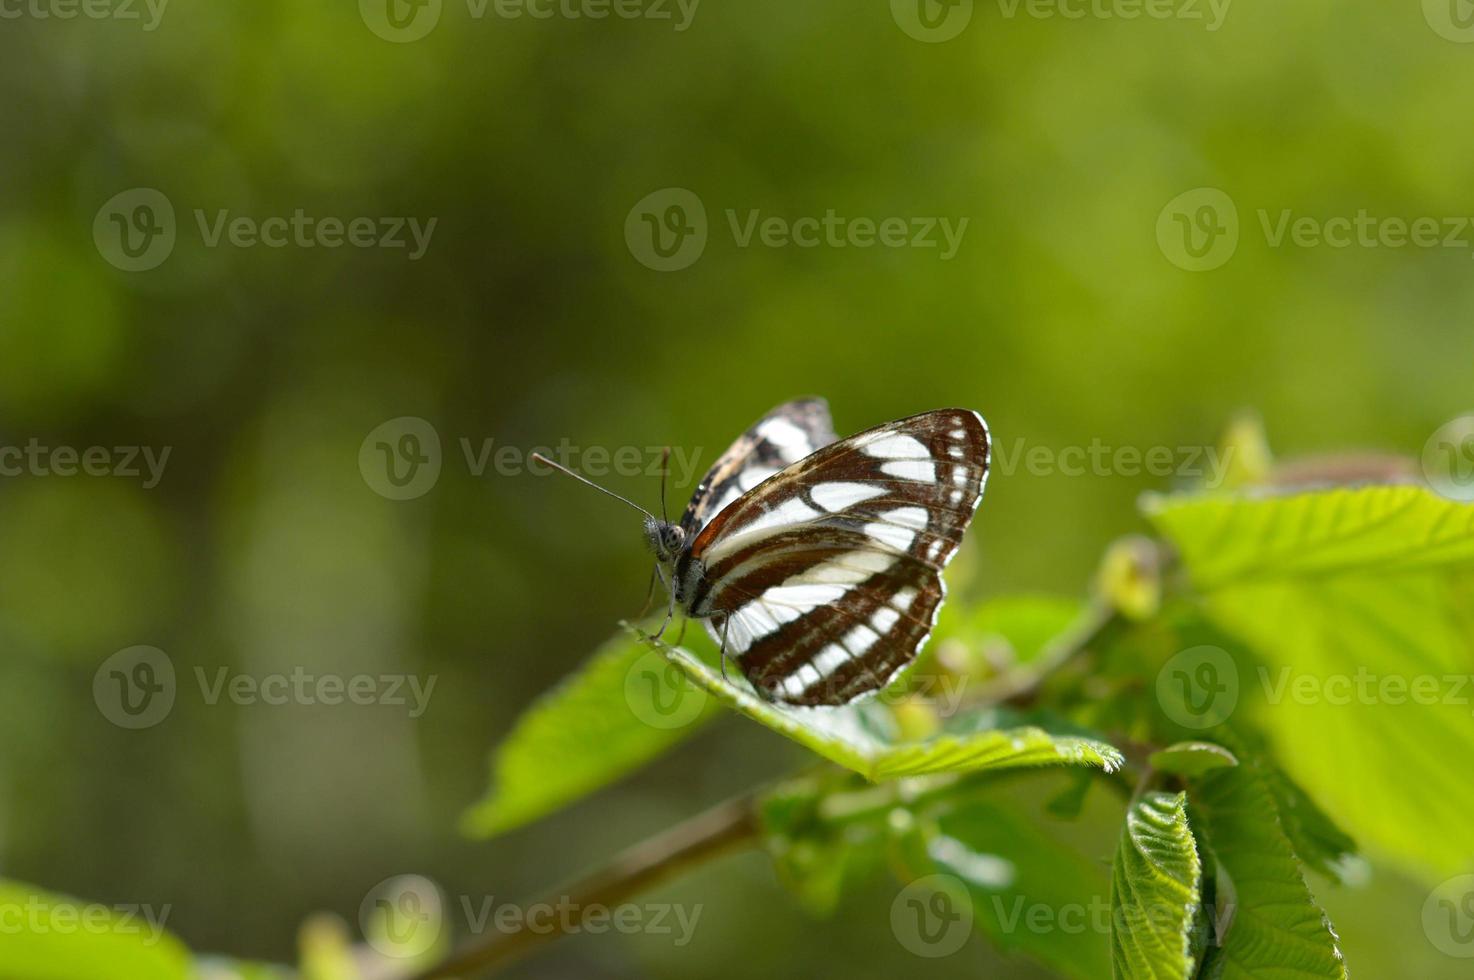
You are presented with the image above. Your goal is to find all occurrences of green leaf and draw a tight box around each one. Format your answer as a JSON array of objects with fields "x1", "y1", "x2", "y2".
[
  {"x1": 1044, "y1": 769, "x2": 1096, "y2": 819},
  {"x1": 1147, "y1": 486, "x2": 1474, "y2": 880},
  {"x1": 1145, "y1": 485, "x2": 1474, "y2": 586},
  {"x1": 925, "y1": 787, "x2": 1114, "y2": 979},
  {"x1": 1189, "y1": 760, "x2": 1348, "y2": 979},
  {"x1": 1110, "y1": 791, "x2": 1202, "y2": 980},
  {"x1": 955, "y1": 594, "x2": 1085, "y2": 665},
  {"x1": 462, "y1": 631, "x2": 720, "y2": 837},
  {"x1": 1149, "y1": 742, "x2": 1238, "y2": 778},
  {"x1": 635, "y1": 625, "x2": 1124, "y2": 780},
  {"x1": 194, "y1": 959, "x2": 294, "y2": 980},
  {"x1": 1259, "y1": 764, "x2": 1359, "y2": 884},
  {"x1": 0, "y1": 879, "x2": 191, "y2": 980}
]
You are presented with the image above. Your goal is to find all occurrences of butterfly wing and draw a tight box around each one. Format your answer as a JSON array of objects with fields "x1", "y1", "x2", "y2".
[
  {"x1": 679, "y1": 397, "x2": 838, "y2": 538},
  {"x1": 685, "y1": 409, "x2": 989, "y2": 706}
]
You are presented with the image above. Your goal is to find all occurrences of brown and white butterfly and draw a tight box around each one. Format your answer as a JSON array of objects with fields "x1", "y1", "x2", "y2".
[{"x1": 536, "y1": 399, "x2": 990, "y2": 707}]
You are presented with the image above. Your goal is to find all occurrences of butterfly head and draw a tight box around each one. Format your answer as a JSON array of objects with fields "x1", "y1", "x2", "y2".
[{"x1": 643, "y1": 516, "x2": 686, "y2": 563}]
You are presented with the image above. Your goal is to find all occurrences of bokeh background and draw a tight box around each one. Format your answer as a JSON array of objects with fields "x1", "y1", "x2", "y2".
[{"x1": 1, "y1": 1, "x2": 1471, "y2": 976}]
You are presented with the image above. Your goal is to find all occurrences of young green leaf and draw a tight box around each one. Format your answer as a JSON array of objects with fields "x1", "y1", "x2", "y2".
[
  {"x1": 1190, "y1": 760, "x2": 1349, "y2": 978},
  {"x1": 1145, "y1": 485, "x2": 1474, "y2": 587},
  {"x1": 0, "y1": 878, "x2": 191, "y2": 980},
  {"x1": 462, "y1": 631, "x2": 720, "y2": 837},
  {"x1": 1147, "y1": 486, "x2": 1474, "y2": 880},
  {"x1": 1110, "y1": 791, "x2": 1202, "y2": 980},
  {"x1": 636, "y1": 625, "x2": 1124, "y2": 780},
  {"x1": 1148, "y1": 741, "x2": 1238, "y2": 778}
]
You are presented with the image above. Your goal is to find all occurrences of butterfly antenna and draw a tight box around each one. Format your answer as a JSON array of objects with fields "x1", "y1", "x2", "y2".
[
  {"x1": 531, "y1": 453, "x2": 656, "y2": 521},
  {"x1": 658, "y1": 446, "x2": 672, "y2": 523}
]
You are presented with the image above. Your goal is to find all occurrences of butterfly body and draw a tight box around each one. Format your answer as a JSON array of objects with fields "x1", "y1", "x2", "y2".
[{"x1": 642, "y1": 398, "x2": 990, "y2": 707}]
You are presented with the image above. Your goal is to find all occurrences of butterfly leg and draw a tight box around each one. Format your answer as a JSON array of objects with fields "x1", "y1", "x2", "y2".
[
  {"x1": 718, "y1": 615, "x2": 731, "y2": 683},
  {"x1": 651, "y1": 573, "x2": 677, "y2": 640}
]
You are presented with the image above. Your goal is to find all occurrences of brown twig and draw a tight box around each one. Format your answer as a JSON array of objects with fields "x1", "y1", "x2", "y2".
[{"x1": 406, "y1": 793, "x2": 761, "y2": 980}]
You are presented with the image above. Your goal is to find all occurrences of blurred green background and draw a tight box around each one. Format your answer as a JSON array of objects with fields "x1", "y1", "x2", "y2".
[{"x1": 1, "y1": 0, "x2": 1471, "y2": 976}]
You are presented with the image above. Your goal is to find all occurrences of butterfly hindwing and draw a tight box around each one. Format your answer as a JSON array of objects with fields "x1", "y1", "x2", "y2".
[
  {"x1": 684, "y1": 409, "x2": 989, "y2": 706},
  {"x1": 679, "y1": 397, "x2": 838, "y2": 538}
]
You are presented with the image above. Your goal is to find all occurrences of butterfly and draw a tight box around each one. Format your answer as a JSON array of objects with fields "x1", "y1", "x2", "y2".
[{"x1": 535, "y1": 398, "x2": 990, "y2": 707}]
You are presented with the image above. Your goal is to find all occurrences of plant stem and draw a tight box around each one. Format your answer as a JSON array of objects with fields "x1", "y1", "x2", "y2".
[{"x1": 405, "y1": 792, "x2": 761, "y2": 980}]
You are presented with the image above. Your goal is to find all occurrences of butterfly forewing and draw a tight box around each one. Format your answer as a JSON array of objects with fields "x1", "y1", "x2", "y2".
[
  {"x1": 684, "y1": 409, "x2": 989, "y2": 706},
  {"x1": 679, "y1": 398, "x2": 838, "y2": 538}
]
